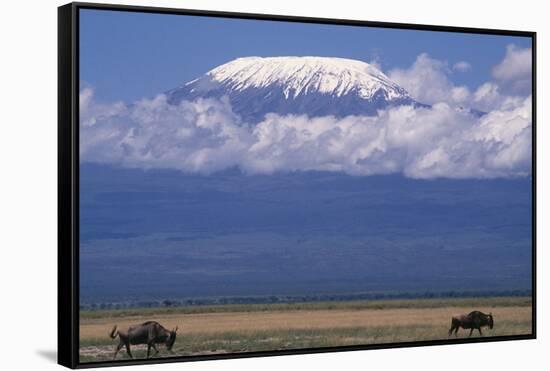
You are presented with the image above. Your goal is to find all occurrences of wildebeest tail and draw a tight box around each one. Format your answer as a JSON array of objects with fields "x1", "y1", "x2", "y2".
[
  {"x1": 109, "y1": 325, "x2": 119, "y2": 339},
  {"x1": 448, "y1": 317, "x2": 458, "y2": 335}
]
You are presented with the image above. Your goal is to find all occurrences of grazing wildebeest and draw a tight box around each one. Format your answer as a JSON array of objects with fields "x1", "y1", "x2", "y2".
[
  {"x1": 448, "y1": 311, "x2": 494, "y2": 337},
  {"x1": 109, "y1": 321, "x2": 178, "y2": 359}
]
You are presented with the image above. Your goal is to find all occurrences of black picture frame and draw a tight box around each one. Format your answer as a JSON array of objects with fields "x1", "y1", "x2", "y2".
[{"x1": 58, "y1": 2, "x2": 537, "y2": 368}]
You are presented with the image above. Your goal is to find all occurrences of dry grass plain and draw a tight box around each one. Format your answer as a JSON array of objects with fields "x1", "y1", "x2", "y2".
[{"x1": 79, "y1": 297, "x2": 532, "y2": 363}]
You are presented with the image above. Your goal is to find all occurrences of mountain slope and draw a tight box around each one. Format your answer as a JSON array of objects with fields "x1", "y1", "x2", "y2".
[{"x1": 166, "y1": 56, "x2": 425, "y2": 122}]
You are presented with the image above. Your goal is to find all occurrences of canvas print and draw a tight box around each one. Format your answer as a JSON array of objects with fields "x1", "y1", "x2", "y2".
[{"x1": 78, "y1": 8, "x2": 533, "y2": 363}]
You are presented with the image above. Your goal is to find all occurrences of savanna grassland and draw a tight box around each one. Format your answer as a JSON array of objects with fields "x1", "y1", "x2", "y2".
[{"x1": 79, "y1": 296, "x2": 532, "y2": 363}]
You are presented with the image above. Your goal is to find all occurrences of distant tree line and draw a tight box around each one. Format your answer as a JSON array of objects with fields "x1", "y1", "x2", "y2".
[{"x1": 79, "y1": 289, "x2": 532, "y2": 311}]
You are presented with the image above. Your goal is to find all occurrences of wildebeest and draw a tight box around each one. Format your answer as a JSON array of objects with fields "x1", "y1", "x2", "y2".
[
  {"x1": 448, "y1": 311, "x2": 494, "y2": 337},
  {"x1": 109, "y1": 321, "x2": 178, "y2": 359}
]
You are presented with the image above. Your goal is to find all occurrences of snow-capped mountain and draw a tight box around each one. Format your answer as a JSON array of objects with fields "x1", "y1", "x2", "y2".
[{"x1": 166, "y1": 56, "x2": 425, "y2": 122}]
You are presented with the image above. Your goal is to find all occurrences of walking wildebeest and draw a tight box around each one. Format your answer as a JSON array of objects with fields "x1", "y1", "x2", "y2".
[
  {"x1": 109, "y1": 321, "x2": 178, "y2": 359},
  {"x1": 448, "y1": 311, "x2": 494, "y2": 337}
]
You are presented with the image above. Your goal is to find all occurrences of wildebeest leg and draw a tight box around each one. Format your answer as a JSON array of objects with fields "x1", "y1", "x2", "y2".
[
  {"x1": 146, "y1": 327, "x2": 156, "y2": 358},
  {"x1": 448, "y1": 324, "x2": 455, "y2": 336},
  {"x1": 469, "y1": 328, "x2": 474, "y2": 337},
  {"x1": 455, "y1": 327, "x2": 459, "y2": 336},
  {"x1": 113, "y1": 342, "x2": 123, "y2": 360},
  {"x1": 125, "y1": 343, "x2": 133, "y2": 359},
  {"x1": 151, "y1": 343, "x2": 160, "y2": 357},
  {"x1": 478, "y1": 328, "x2": 483, "y2": 336}
]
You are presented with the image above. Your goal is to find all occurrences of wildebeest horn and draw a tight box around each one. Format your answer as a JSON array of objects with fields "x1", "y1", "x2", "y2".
[{"x1": 175, "y1": 326, "x2": 178, "y2": 332}]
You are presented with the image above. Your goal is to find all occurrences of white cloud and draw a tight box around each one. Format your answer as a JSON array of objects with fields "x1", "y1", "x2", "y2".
[
  {"x1": 80, "y1": 90, "x2": 253, "y2": 173},
  {"x1": 389, "y1": 46, "x2": 531, "y2": 112},
  {"x1": 492, "y1": 44, "x2": 532, "y2": 94},
  {"x1": 80, "y1": 88, "x2": 532, "y2": 179},
  {"x1": 388, "y1": 53, "x2": 471, "y2": 106},
  {"x1": 368, "y1": 58, "x2": 382, "y2": 71},
  {"x1": 450, "y1": 86, "x2": 470, "y2": 104},
  {"x1": 453, "y1": 61, "x2": 471, "y2": 72},
  {"x1": 472, "y1": 82, "x2": 527, "y2": 112}
]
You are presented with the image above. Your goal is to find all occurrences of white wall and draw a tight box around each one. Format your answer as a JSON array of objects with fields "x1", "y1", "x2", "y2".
[{"x1": 0, "y1": 0, "x2": 546, "y2": 370}]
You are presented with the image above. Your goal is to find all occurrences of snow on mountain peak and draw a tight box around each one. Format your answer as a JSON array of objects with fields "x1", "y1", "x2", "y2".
[
  {"x1": 167, "y1": 56, "x2": 422, "y2": 121},
  {"x1": 204, "y1": 56, "x2": 409, "y2": 100}
]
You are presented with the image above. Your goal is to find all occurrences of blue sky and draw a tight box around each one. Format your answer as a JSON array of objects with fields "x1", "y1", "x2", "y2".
[{"x1": 79, "y1": 8, "x2": 531, "y2": 103}]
